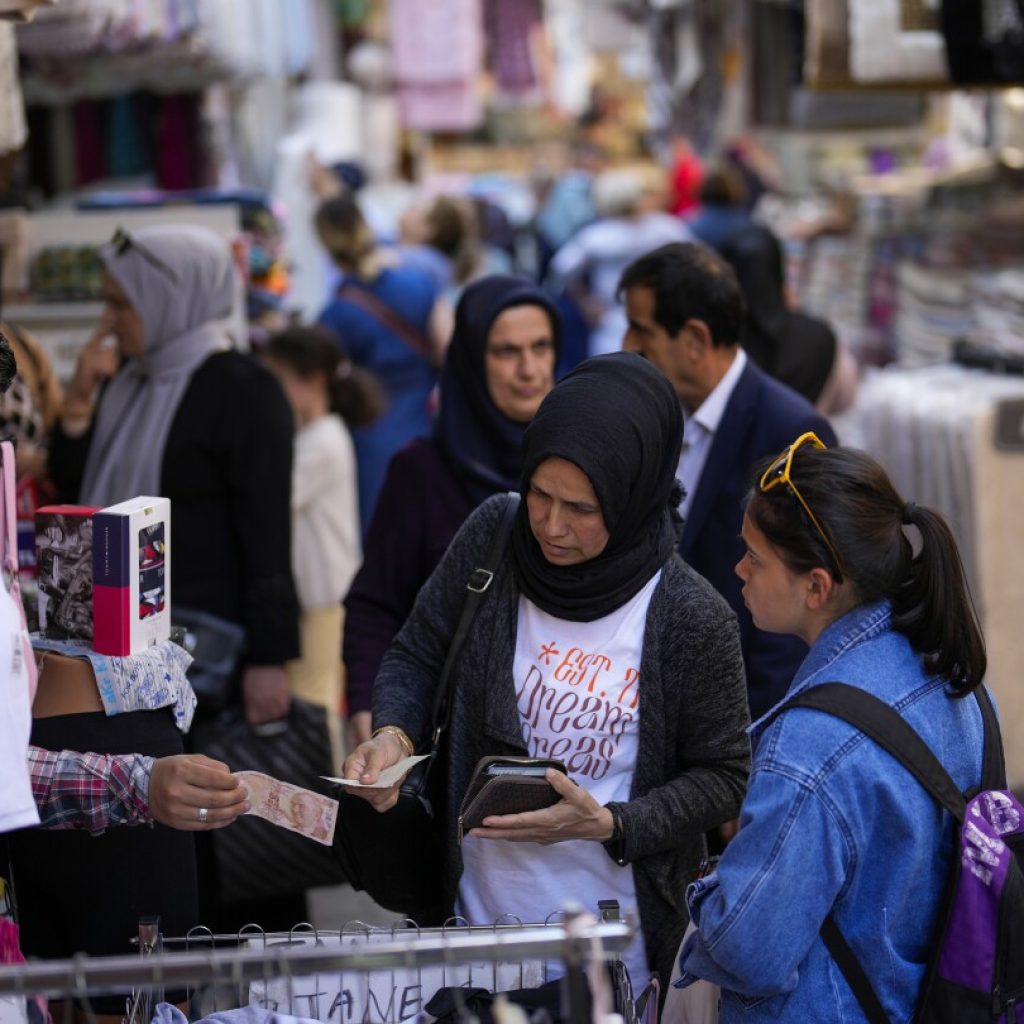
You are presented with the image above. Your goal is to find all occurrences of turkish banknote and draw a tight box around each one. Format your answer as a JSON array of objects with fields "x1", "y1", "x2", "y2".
[{"x1": 236, "y1": 771, "x2": 338, "y2": 845}]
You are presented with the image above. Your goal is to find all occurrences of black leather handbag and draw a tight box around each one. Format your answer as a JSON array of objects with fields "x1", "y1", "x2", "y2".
[
  {"x1": 192, "y1": 697, "x2": 345, "y2": 902},
  {"x1": 332, "y1": 495, "x2": 519, "y2": 922}
]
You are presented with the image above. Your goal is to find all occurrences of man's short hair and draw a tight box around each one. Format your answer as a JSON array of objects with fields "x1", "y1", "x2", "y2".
[
  {"x1": 0, "y1": 332, "x2": 16, "y2": 394},
  {"x1": 617, "y1": 242, "x2": 744, "y2": 348}
]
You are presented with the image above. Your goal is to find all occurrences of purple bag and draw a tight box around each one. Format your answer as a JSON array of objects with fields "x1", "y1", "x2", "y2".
[{"x1": 771, "y1": 682, "x2": 1024, "y2": 1023}]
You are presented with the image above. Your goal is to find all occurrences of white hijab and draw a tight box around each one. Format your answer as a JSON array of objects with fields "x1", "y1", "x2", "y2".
[{"x1": 79, "y1": 225, "x2": 236, "y2": 507}]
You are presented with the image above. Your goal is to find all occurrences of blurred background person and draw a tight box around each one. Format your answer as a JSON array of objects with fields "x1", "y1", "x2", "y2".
[
  {"x1": 687, "y1": 162, "x2": 752, "y2": 252},
  {"x1": 264, "y1": 326, "x2": 384, "y2": 770},
  {"x1": 668, "y1": 134, "x2": 704, "y2": 217},
  {"x1": 40, "y1": 222, "x2": 301, "y2": 940},
  {"x1": 343, "y1": 276, "x2": 560, "y2": 745},
  {"x1": 49, "y1": 225, "x2": 300, "y2": 728},
  {"x1": 315, "y1": 193, "x2": 452, "y2": 533},
  {"x1": 548, "y1": 166, "x2": 689, "y2": 359},
  {"x1": 721, "y1": 224, "x2": 858, "y2": 415}
]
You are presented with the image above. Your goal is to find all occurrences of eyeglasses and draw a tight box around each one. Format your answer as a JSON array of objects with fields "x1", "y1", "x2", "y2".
[
  {"x1": 108, "y1": 228, "x2": 178, "y2": 283},
  {"x1": 759, "y1": 431, "x2": 846, "y2": 582}
]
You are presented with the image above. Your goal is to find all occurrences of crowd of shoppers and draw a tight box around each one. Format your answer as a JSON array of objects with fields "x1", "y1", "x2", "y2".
[{"x1": 4, "y1": 126, "x2": 1001, "y2": 1024}]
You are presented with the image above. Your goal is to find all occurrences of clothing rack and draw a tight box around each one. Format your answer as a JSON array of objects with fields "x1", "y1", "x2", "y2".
[{"x1": 0, "y1": 917, "x2": 633, "y2": 999}]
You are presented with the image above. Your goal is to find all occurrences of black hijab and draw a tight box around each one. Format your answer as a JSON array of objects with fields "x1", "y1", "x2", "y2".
[
  {"x1": 720, "y1": 225, "x2": 836, "y2": 404},
  {"x1": 509, "y1": 351, "x2": 684, "y2": 622},
  {"x1": 437, "y1": 275, "x2": 562, "y2": 506}
]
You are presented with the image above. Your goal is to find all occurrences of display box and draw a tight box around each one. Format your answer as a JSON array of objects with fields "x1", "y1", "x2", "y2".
[
  {"x1": 92, "y1": 496, "x2": 171, "y2": 657},
  {"x1": 35, "y1": 504, "x2": 99, "y2": 641}
]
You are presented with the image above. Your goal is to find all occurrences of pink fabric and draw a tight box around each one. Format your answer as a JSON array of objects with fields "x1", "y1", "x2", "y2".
[{"x1": 390, "y1": 0, "x2": 484, "y2": 130}]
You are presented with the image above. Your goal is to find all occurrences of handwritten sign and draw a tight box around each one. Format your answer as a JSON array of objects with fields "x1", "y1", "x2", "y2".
[{"x1": 247, "y1": 929, "x2": 549, "y2": 1023}]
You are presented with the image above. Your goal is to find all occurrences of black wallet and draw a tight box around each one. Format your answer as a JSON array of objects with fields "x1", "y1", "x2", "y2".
[{"x1": 458, "y1": 756, "x2": 568, "y2": 842}]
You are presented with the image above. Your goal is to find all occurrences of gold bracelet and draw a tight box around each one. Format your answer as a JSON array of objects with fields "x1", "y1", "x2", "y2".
[{"x1": 372, "y1": 725, "x2": 414, "y2": 758}]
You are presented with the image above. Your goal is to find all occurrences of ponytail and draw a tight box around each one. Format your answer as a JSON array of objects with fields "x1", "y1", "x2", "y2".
[
  {"x1": 315, "y1": 194, "x2": 384, "y2": 283},
  {"x1": 892, "y1": 503, "x2": 986, "y2": 694},
  {"x1": 265, "y1": 326, "x2": 384, "y2": 430},
  {"x1": 328, "y1": 360, "x2": 384, "y2": 428},
  {"x1": 748, "y1": 445, "x2": 986, "y2": 694}
]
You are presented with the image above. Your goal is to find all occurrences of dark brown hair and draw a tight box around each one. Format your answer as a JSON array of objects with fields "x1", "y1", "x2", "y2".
[
  {"x1": 747, "y1": 444, "x2": 986, "y2": 694},
  {"x1": 265, "y1": 326, "x2": 383, "y2": 429}
]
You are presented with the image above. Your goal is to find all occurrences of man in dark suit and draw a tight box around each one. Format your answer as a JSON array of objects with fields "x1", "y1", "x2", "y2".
[{"x1": 619, "y1": 242, "x2": 836, "y2": 720}]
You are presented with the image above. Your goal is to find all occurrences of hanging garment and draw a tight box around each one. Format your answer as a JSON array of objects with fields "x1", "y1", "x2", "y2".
[
  {"x1": 0, "y1": 0, "x2": 56, "y2": 22},
  {"x1": 941, "y1": 0, "x2": 1024, "y2": 85},
  {"x1": 0, "y1": 23, "x2": 25, "y2": 158},
  {"x1": 848, "y1": 0, "x2": 950, "y2": 82},
  {"x1": 484, "y1": 0, "x2": 541, "y2": 94},
  {"x1": 804, "y1": 0, "x2": 852, "y2": 88},
  {"x1": 389, "y1": 0, "x2": 484, "y2": 131},
  {"x1": 838, "y1": 365, "x2": 1024, "y2": 789}
]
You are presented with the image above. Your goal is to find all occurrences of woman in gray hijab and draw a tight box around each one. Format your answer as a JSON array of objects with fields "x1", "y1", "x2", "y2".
[{"x1": 50, "y1": 224, "x2": 300, "y2": 728}]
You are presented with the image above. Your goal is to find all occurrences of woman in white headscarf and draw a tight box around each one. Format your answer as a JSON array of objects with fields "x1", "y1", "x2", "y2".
[{"x1": 50, "y1": 225, "x2": 301, "y2": 727}]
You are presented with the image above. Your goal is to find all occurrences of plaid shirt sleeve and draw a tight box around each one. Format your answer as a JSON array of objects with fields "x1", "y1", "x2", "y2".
[{"x1": 27, "y1": 745, "x2": 155, "y2": 833}]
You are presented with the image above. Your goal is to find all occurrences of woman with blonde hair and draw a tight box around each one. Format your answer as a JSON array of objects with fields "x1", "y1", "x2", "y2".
[{"x1": 316, "y1": 194, "x2": 451, "y2": 532}]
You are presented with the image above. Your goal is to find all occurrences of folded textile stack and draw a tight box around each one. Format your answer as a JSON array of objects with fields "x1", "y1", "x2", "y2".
[{"x1": 893, "y1": 261, "x2": 975, "y2": 367}]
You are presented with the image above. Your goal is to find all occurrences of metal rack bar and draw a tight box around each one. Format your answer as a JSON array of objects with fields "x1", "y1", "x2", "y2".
[{"x1": 0, "y1": 921, "x2": 632, "y2": 998}]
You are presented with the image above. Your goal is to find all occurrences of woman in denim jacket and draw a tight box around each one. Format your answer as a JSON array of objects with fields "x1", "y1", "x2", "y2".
[{"x1": 678, "y1": 434, "x2": 989, "y2": 1022}]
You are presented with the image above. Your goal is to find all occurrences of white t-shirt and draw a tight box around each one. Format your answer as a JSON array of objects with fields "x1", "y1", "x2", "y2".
[
  {"x1": 0, "y1": 582, "x2": 39, "y2": 833},
  {"x1": 291, "y1": 415, "x2": 361, "y2": 610},
  {"x1": 457, "y1": 571, "x2": 662, "y2": 989}
]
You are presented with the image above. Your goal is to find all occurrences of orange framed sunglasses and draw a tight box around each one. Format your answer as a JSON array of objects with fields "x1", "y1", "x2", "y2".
[{"x1": 759, "y1": 431, "x2": 846, "y2": 582}]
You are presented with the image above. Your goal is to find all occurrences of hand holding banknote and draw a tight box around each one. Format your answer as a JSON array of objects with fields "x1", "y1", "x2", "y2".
[
  {"x1": 338, "y1": 732, "x2": 419, "y2": 813},
  {"x1": 236, "y1": 771, "x2": 338, "y2": 845}
]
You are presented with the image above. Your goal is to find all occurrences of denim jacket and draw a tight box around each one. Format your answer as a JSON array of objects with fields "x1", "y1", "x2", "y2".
[{"x1": 679, "y1": 600, "x2": 986, "y2": 1022}]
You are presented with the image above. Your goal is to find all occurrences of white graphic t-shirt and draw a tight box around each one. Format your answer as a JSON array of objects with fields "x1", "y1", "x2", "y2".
[{"x1": 457, "y1": 571, "x2": 661, "y2": 989}]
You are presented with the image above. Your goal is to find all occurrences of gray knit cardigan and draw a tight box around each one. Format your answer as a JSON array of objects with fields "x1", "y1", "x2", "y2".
[{"x1": 374, "y1": 495, "x2": 752, "y2": 988}]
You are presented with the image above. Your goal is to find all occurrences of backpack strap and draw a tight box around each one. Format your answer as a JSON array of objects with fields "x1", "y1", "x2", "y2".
[
  {"x1": 819, "y1": 916, "x2": 890, "y2": 1024},
  {"x1": 765, "y1": 680, "x2": 1008, "y2": 1024},
  {"x1": 766, "y1": 682, "x2": 965, "y2": 821},
  {"x1": 974, "y1": 685, "x2": 1007, "y2": 791}
]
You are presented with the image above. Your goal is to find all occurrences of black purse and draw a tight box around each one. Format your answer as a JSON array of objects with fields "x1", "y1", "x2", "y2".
[
  {"x1": 191, "y1": 697, "x2": 346, "y2": 903},
  {"x1": 332, "y1": 494, "x2": 520, "y2": 921}
]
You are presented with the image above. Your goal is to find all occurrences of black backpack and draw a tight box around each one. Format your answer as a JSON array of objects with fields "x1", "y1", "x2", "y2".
[{"x1": 766, "y1": 682, "x2": 1024, "y2": 1022}]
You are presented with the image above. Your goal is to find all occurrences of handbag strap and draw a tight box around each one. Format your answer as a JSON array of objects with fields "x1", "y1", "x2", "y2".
[
  {"x1": 338, "y1": 281, "x2": 438, "y2": 367},
  {"x1": 427, "y1": 493, "x2": 520, "y2": 748}
]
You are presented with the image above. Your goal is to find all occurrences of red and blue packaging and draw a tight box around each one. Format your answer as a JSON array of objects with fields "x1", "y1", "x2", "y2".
[{"x1": 92, "y1": 496, "x2": 171, "y2": 657}]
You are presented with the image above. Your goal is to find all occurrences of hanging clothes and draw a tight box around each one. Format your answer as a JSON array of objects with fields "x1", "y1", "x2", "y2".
[
  {"x1": 389, "y1": 0, "x2": 484, "y2": 132},
  {"x1": 0, "y1": 22, "x2": 25, "y2": 158},
  {"x1": 941, "y1": 0, "x2": 1024, "y2": 85},
  {"x1": 848, "y1": 0, "x2": 949, "y2": 83},
  {"x1": 484, "y1": 0, "x2": 542, "y2": 95}
]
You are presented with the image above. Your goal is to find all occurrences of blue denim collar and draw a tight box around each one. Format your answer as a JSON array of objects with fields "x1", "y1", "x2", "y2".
[{"x1": 748, "y1": 599, "x2": 893, "y2": 741}]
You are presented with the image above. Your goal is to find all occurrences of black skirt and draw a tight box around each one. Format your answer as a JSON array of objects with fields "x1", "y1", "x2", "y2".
[{"x1": 8, "y1": 708, "x2": 197, "y2": 1012}]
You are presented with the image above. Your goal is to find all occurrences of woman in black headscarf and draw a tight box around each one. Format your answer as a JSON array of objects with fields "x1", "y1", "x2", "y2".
[
  {"x1": 343, "y1": 352, "x2": 751, "y2": 995},
  {"x1": 343, "y1": 276, "x2": 561, "y2": 743},
  {"x1": 720, "y1": 225, "x2": 857, "y2": 414}
]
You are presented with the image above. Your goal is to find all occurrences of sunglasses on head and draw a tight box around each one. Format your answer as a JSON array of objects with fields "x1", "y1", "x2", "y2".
[
  {"x1": 108, "y1": 228, "x2": 178, "y2": 283},
  {"x1": 759, "y1": 431, "x2": 846, "y2": 582}
]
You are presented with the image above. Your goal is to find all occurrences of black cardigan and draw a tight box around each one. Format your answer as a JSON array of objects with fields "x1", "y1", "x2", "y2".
[
  {"x1": 375, "y1": 495, "x2": 752, "y2": 989},
  {"x1": 49, "y1": 350, "x2": 300, "y2": 666}
]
